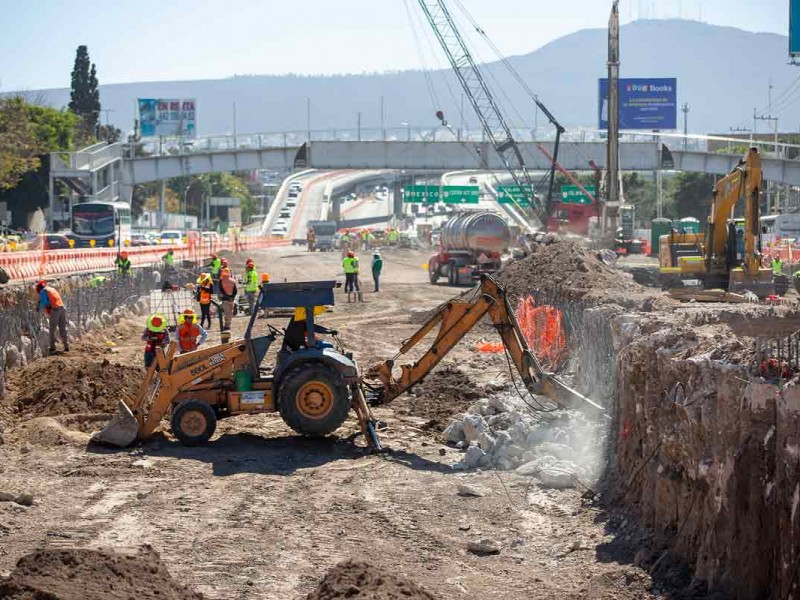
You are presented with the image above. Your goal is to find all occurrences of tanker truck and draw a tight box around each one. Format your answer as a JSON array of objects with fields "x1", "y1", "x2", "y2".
[{"x1": 428, "y1": 212, "x2": 511, "y2": 286}]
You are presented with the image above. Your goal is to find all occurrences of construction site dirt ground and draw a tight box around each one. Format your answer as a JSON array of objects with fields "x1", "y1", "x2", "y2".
[{"x1": 0, "y1": 246, "x2": 662, "y2": 599}]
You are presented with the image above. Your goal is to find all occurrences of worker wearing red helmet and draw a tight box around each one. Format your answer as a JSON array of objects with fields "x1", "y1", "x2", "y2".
[
  {"x1": 342, "y1": 250, "x2": 360, "y2": 294},
  {"x1": 243, "y1": 258, "x2": 259, "y2": 316},
  {"x1": 142, "y1": 313, "x2": 170, "y2": 368},
  {"x1": 115, "y1": 250, "x2": 132, "y2": 276},
  {"x1": 36, "y1": 281, "x2": 69, "y2": 354}
]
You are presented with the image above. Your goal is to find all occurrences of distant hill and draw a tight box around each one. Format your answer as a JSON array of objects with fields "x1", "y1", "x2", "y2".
[{"x1": 14, "y1": 19, "x2": 797, "y2": 137}]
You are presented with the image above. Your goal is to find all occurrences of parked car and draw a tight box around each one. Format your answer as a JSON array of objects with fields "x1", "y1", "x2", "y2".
[
  {"x1": 271, "y1": 225, "x2": 288, "y2": 237},
  {"x1": 130, "y1": 233, "x2": 152, "y2": 246},
  {"x1": 159, "y1": 230, "x2": 184, "y2": 245},
  {"x1": 279, "y1": 208, "x2": 292, "y2": 218}
]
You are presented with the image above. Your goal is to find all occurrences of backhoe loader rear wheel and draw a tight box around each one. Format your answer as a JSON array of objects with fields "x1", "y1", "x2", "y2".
[
  {"x1": 278, "y1": 364, "x2": 350, "y2": 436},
  {"x1": 171, "y1": 400, "x2": 217, "y2": 446}
]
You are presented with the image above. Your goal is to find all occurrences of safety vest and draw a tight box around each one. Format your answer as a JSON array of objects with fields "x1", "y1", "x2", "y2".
[
  {"x1": 773, "y1": 259, "x2": 783, "y2": 275},
  {"x1": 45, "y1": 286, "x2": 64, "y2": 310},
  {"x1": 116, "y1": 258, "x2": 131, "y2": 274},
  {"x1": 90, "y1": 275, "x2": 107, "y2": 288},
  {"x1": 163, "y1": 252, "x2": 174, "y2": 267},
  {"x1": 144, "y1": 330, "x2": 168, "y2": 353},
  {"x1": 210, "y1": 258, "x2": 221, "y2": 276},
  {"x1": 178, "y1": 323, "x2": 200, "y2": 352},
  {"x1": 388, "y1": 231, "x2": 399, "y2": 242},
  {"x1": 244, "y1": 269, "x2": 259, "y2": 293},
  {"x1": 198, "y1": 285, "x2": 212, "y2": 305},
  {"x1": 343, "y1": 257, "x2": 359, "y2": 274}
]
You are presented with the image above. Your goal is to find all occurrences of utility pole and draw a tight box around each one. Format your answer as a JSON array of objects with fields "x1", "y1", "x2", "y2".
[
  {"x1": 357, "y1": 112, "x2": 362, "y2": 141},
  {"x1": 605, "y1": 0, "x2": 621, "y2": 235},
  {"x1": 232, "y1": 102, "x2": 238, "y2": 148},
  {"x1": 380, "y1": 96, "x2": 386, "y2": 139},
  {"x1": 306, "y1": 97, "x2": 311, "y2": 142},
  {"x1": 681, "y1": 103, "x2": 689, "y2": 150}
]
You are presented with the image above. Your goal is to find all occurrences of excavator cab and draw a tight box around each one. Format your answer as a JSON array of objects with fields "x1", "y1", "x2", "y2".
[{"x1": 93, "y1": 280, "x2": 375, "y2": 448}]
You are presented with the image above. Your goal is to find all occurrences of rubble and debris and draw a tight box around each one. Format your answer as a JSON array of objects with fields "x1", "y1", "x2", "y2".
[
  {"x1": 394, "y1": 366, "x2": 482, "y2": 432},
  {"x1": 307, "y1": 560, "x2": 438, "y2": 600},
  {"x1": 467, "y1": 539, "x2": 501, "y2": 555},
  {"x1": 0, "y1": 546, "x2": 205, "y2": 600}
]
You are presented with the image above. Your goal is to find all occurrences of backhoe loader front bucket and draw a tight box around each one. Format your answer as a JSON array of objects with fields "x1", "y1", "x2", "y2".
[{"x1": 91, "y1": 400, "x2": 139, "y2": 447}]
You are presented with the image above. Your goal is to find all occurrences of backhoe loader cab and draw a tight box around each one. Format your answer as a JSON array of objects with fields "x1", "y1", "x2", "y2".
[{"x1": 94, "y1": 280, "x2": 365, "y2": 448}]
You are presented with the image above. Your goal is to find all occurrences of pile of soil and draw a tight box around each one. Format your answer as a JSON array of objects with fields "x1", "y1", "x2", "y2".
[
  {"x1": 0, "y1": 546, "x2": 204, "y2": 600},
  {"x1": 307, "y1": 560, "x2": 438, "y2": 600},
  {"x1": 3, "y1": 357, "x2": 144, "y2": 421},
  {"x1": 499, "y1": 239, "x2": 638, "y2": 301},
  {"x1": 394, "y1": 366, "x2": 482, "y2": 432}
]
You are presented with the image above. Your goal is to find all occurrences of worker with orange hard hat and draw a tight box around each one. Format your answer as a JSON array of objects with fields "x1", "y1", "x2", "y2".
[
  {"x1": 243, "y1": 258, "x2": 259, "y2": 316},
  {"x1": 115, "y1": 250, "x2": 132, "y2": 276},
  {"x1": 176, "y1": 309, "x2": 208, "y2": 353}
]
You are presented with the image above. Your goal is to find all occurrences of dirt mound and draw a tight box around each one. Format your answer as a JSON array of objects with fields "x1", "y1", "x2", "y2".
[
  {"x1": 499, "y1": 239, "x2": 638, "y2": 301},
  {"x1": 393, "y1": 366, "x2": 482, "y2": 432},
  {"x1": 3, "y1": 357, "x2": 143, "y2": 421},
  {"x1": 307, "y1": 560, "x2": 438, "y2": 600},
  {"x1": 0, "y1": 546, "x2": 204, "y2": 600}
]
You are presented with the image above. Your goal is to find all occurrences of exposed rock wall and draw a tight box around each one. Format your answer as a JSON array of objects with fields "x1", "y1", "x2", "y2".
[{"x1": 608, "y1": 314, "x2": 800, "y2": 598}]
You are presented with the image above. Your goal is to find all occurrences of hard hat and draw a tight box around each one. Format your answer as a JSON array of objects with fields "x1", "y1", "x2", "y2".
[
  {"x1": 294, "y1": 306, "x2": 326, "y2": 321},
  {"x1": 347, "y1": 251, "x2": 355, "y2": 257},
  {"x1": 246, "y1": 259, "x2": 254, "y2": 268},
  {"x1": 35, "y1": 280, "x2": 46, "y2": 292},
  {"x1": 261, "y1": 272, "x2": 271, "y2": 283},
  {"x1": 146, "y1": 313, "x2": 167, "y2": 333},
  {"x1": 120, "y1": 251, "x2": 128, "y2": 259},
  {"x1": 182, "y1": 308, "x2": 196, "y2": 323},
  {"x1": 211, "y1": 253, "x2": 218, "y2": 259}
]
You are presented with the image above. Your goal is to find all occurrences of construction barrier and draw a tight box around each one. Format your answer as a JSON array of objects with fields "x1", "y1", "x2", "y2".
[{"x1": 0, "y1": 238, "x2": 290, "y2": 283}]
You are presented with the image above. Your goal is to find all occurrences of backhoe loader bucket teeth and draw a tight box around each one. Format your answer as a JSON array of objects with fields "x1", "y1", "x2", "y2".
[{"x1": 91, "y1": 401, "x2": 139, "y2": 447}]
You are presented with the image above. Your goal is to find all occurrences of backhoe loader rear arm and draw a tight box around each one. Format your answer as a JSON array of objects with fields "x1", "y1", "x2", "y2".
[{"x1": 365, "y1": 275, "x2": 604, "y2": 414}]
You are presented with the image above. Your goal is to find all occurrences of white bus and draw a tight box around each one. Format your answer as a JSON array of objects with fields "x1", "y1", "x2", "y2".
[{"x1": 71, "y1": 201, "x2": 132, "y2": 248}]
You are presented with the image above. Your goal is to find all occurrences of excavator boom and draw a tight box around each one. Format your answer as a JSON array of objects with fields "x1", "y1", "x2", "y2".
[{"x1": 364, "y1": 274, "x2": 604, "y2": 415}]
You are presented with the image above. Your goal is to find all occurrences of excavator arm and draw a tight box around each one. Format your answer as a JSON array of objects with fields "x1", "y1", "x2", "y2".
[{"x1": 364, "y1": 274, "x2": 604, "y2": 414}]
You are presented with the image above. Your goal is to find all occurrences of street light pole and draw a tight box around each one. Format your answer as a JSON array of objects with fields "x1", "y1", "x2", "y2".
[{"x1": 681, "y1": 103, "x2": 689, "y2": 150}]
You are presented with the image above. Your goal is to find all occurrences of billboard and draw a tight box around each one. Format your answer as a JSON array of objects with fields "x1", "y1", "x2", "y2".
[
  {"x1": 138, "y1": 98, "x2": 197, "y2": 138},
  {"x1": 792, "y1": 0, "x2": 800, "y2": 56},
  {"x1": 598, "y1": 78, "x2": 677, "y2": 130}
]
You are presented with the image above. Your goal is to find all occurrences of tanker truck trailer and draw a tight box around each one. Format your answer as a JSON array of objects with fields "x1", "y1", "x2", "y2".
[{"x1": 428, "y1": 212, "x2": 511, "y2": 286}]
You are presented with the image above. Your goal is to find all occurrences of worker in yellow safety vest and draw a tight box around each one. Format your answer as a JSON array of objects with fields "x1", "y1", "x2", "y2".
[
  {"x1": 342, "y1": 250, "x2": 360, "y2": 293},
  {"x1": 243, "y1": 258, "x2": 260, "y2": 315}
]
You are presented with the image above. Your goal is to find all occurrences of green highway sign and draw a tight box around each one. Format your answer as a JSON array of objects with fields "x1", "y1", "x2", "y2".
[
  {"x1": 442, "y1": 185, "x2": 480, "y2": 204},
  {"x1": 403, "y1": 185, "x2": 480, "y2": 204},
  {"x1": 403, "y1": 185, "x2": 439, "y2": 203},
  {"x1": 560, "y1": 184, "x2": 596, "y2": 205},
  {"x1": 496, "y1": 185, "x2": 534, "y2": 207}
]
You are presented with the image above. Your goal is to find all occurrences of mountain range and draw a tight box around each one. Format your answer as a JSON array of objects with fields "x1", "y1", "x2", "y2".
[{"x1": 12, "y1": 19, "x2": 799, "y2": 137}]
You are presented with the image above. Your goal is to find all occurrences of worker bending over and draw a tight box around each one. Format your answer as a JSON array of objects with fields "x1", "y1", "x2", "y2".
[
  {"x1": 177, "y1": 309, "x2": 208, "y2": 353},
  {"x1": 36, "y1": 280, "x2": 69, "y2": 354},
  {"x1": 142, "y1": 313, "x2": 170, "y2": 368}
]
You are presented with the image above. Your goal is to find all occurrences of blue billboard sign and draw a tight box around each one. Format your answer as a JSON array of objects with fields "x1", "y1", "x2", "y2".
[
  {"x1": 598, "y1": 78, "x2": 677, "y2": 130},
  {"x1": 792, "y1": 0, "x2": 800, "y2": 56}
]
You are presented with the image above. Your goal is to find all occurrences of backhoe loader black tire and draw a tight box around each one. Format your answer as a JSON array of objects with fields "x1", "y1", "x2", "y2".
[
  {"x1": 171, "y1": 400, "x2": 217, "y2": 446},
  {"x1": 278, "y1": 364, "x2": 350, "y2": 436},
  {"x1": 775, "y1": 274, "x2": 789, "y2": 296}
]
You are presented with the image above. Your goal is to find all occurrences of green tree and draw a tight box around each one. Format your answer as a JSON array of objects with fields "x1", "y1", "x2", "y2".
[
  {"x1": 666, "y1": 172, "x2": 716, "y2": 222},
  {"x1": 0, "y1": 97, "x2": 42, "y2": 190},
  {"x1": 622, "y1": 172, "x2": 661, "y2": 222},
  {"x1": 69, "y1": 45, "x2": 101, "y2": 139}
]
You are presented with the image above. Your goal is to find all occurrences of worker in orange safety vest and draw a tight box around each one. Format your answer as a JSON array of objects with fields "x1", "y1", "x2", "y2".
[{"x1": 177, "y1": 309, "x2": 208, "y2": 353}]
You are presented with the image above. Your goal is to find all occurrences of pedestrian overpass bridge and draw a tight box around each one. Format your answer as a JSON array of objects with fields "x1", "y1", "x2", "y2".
[{"x1": 50, "y1": 130, "x2": 800, "y2": 209}]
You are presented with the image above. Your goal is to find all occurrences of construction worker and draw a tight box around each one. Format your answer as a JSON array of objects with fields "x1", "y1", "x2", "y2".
[
  {"x1": 176, "y1": 309, "x2": 208, "y2": 354},
  {"x1": 773, "y1": 256, "x2": 783, "y2": 276},
  {"x1": 162, "y1": 249, "x2": 175, "y2": 271},
  {"x1": 307, "y1": 227, "x2": 316, "y2": 252},
  {"x1": 115, "y1": 250, "x2": 132, "y2": 276},
  {"x1": 283, "y1": 306, "x2": 337, "y2": 352},
  {"x1": 371, "y1": 250, "x2": 383, "y2": 293},
  {"x1": 243, "y1": 258, "x2": 259, "y2": 315},
  {"x1": 218, "y1": 267, "x2": 238, "y2": 331},
  {"x1": 260, "y1": 273, "x2": 271, "y2": 318},
  {"x1": 89, "y1": 273, "x2": 107, "y2": 288},
  {"x1": 196, "y1": 273, "x2": 214, "y2": 329},
  {"x1": 36, "y1": 280, "x2": 69, "y2": 353},
  {"x1": 361, "y1": 229, "x2": 369, "y2": 251},
  {"x1": 387, "y1": 228, "x2": 399, "y2": 246},
  {"x1": 340, "y1": 231, "x2": 351, "y2": 257},
  {"x1": 343, "y1": 250, "x2": 360, "y2": 294},
  {"x1": 209, "y1": 253, "x2": 222, "y2": 292},
  {"x1": 142, "y1": 313, "x2": 170, "y2": 368}
]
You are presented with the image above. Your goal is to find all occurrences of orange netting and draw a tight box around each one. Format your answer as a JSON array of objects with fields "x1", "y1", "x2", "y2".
[{"x1": 474, "y1": 295, "x2": 567, "y2": 370}]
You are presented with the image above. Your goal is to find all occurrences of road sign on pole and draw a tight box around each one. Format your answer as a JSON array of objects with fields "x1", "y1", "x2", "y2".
[
  {"x1": 560, "y1": 185, "x2": 596, "y2": 205},
  {"x1": 496, "y1": 185, "x2": 534, "y2": 207},
  {"x1": 403, "y1": 185, "x2": 479, "y2": 204},
  {"x1": 403, "y1": 185, "x2": 439, "y2": 203},
  {"x1": 442, "y1": 185, "x2": 480, "y2": 204}
]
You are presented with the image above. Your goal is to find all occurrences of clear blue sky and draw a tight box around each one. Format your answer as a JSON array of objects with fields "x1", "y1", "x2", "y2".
[{"x1": 0, "y1": 0, "x2": 789, "y2": 91}]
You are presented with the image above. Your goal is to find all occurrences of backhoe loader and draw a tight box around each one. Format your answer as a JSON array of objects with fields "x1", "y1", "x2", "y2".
[{"x1": 95, "y1": 275, "x2": 601, "y2": 451}]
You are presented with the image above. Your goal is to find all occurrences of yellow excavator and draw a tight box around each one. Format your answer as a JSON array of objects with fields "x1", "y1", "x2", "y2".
[
  {"x1": 659, "y1": 147, "x2": 778, "y2": 297},
  {"x1": 95, "y1": 275, "x2": 601, "y2": 450}
]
